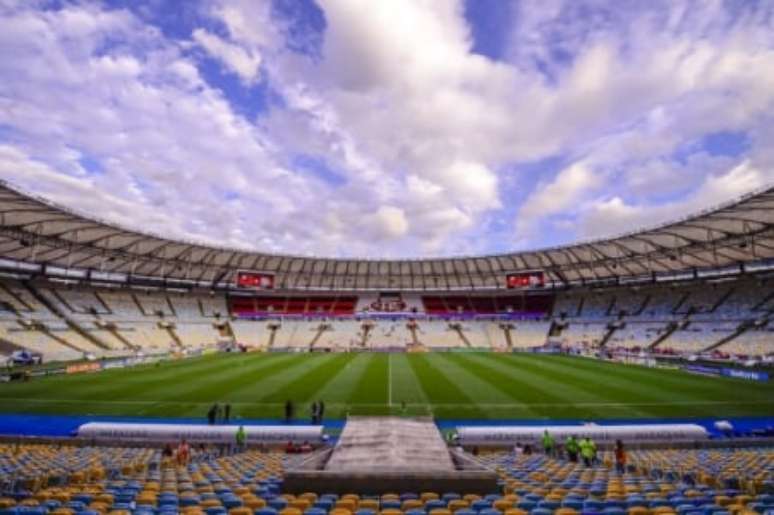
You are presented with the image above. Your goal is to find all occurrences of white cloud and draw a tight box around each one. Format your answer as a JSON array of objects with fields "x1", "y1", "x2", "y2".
[
  {"x1": 516, "y1": 161, "x2": 602, "y2": 236},
  {"x1": 192, "y1": 28, "x2": 262, "y2": 84},
  {"x1": 366, "y1": 206, "x2": 410, "y2": 240},
  {"x1": 580, "y1": 159, "x2": 771, "y2": 239},
  {"x1": 1, "y1": 0, "x2": 774, "y2": 258}
]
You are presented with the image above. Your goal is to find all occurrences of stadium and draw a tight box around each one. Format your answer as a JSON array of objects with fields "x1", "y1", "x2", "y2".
[{"x1": 0, "y1": 1, "x2": 773, "y2": 514}]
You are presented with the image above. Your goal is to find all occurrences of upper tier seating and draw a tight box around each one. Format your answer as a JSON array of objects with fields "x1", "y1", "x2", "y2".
[
  {"x1": 510, "y1": 322, "x2": 550, "y2": 348},
  {"x1": 656, "y1": 322, "x2": 740, "y2": 354}
]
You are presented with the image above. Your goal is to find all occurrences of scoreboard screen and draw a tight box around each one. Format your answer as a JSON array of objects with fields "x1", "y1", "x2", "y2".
[
  {"x1": 235, "y1": 271, "x2": 275, "y2": 290},
  {"x1": 506, "y1": 271, "x2": 545, "y2": 289}
]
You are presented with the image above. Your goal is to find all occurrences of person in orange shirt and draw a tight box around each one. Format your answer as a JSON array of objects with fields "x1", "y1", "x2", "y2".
[
  {"x1": 177, "y1": 439, "x2": 190, "y2": 466},
  {"x1": 614, "y1": 440, "x2": 626, "y2": 474}
]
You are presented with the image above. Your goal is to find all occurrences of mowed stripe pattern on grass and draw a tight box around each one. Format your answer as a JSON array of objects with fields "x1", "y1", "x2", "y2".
[{"x1": 0, "y1": 353, "x2": 771, "y2": 420}]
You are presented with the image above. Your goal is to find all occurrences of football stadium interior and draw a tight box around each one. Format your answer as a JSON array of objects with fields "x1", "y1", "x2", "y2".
[{"x1": 0, "y1": 180, "x2": 773, "y2": 513}]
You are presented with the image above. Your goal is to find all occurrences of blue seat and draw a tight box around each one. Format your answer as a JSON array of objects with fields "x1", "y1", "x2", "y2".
[
  {"x1": 42, "y1": 500, "x2": 61, "y2": 511},
  {"x1": 66, "y1": 500, "x2": 88, "y2": 511},
  {"x1": 315, "y1": 500, "x2": 334, "y2": 511},
  {"x1": 221, "y1": 495, "x2": 243, "y2": 509},
  {"x1": 425, "y1": 500, "x2": 446, "y2": 511},
  {"x1": 471, "y1": 500, "x2": 492, "y2": 512},
  {"x1": 562, "y1": 500, "x2": 584, "y2": 510},
  {"x1": 73, "y1": 494, "x2": 93, "y2": 505},
  {"x1": 255, "y1": 509, "x2": 279, "y2": 515},
  {"x1": 537, "y1": 500, "x2": 560, "y2": 510},
  {"x1": 269, "y1": 498, "x2": 289, "y2": 510},
  {"x1": 381, "y1": 500, "x2": 401, "y2": 510},
  {"x1": 529, "y1": 509, "x2": 553, "y2": 515},
  {"x1": 584, "y1": 500, "x2": 604, "y2": 510}
]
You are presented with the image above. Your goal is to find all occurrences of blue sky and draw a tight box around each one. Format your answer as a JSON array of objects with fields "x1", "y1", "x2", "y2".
[{"x1": 0, "y1": 0, "x2": 772, "y2": 257}]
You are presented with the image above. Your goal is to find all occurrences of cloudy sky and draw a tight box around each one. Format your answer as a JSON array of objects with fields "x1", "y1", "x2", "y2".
[{"x1": 1, "y1": 0, "x2": 773, "y2": 258}]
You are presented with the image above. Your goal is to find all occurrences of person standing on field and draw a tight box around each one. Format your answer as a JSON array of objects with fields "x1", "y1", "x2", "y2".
[
  {"x1": 236, "y1": 425, "x2": 246, "y2": 453},
  {"x1": 285, "y1": 400, "x2": 294, "y2": 424},
  {"x1": 566, "y1": 435, "x2": 579, "y2": 463},
  {"x1": 542, "y1": 430, "x2": 555, "y2": 456},
  {"x1": 580, "y1": 437, "x2": 594, "y2": 467},
  {"x1": 310, "y1": 401, "x2": 319, "y2": 424}
]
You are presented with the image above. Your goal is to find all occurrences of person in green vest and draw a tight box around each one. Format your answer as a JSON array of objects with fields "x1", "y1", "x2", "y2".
[
  {"x1": 235, "y1": 425, "x2": 246, "y2": 453},
  {"x1": 566, "y1": 434, "x2": 580, "y2": 463},
  {"x1": 580, "y1": 436, "x2": 595, "y2": 467},
  {"x1": 542, "y1": 430, "x2": 555, "y2": 456}
]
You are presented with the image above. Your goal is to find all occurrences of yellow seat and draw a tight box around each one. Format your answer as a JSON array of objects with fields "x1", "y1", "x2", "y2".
[
  {"x1": 421, "y1": 493, "x2": 440, "y2": 503},
  {"x1": 245, "y1": 498, "x2": 267, "y2": 509},
  {"x1": 228, "y1": 509, "x2": 253, "y2": 515},
  {"x1": 290, "y1": 499, "x2": 311, "y2": 511},
  {"x1": 359, "y1": 500, "x2": 379, "y2": 511},
  {"x1": 494, "y1": 499, "x2": 514, "y2": 511},
  {"x1": 448, "y1": 500, "x2": 468, "y2": 512},
  {"x1": 0, "y1": 499, "x2": 16, "y2": 508},
  {"x1": 380, "y1": 510, "x2": 403, "y2": 515},
  {"x1": 202, "y1": 499, "x2": 222, "y2": 508},
  {"x1": 627, "y1": 507, "x2": 649, "y2": 515},
  {"x1": 403, "y1": 500, "x2": 423, "y2": 511},
  {"x1": 336, "y1": 499, "x2": 358, "y2": 512},
  {"x1": 555, "y1": 509, "x2": 578, "y2": 515},
  {"x1": 504, "y1": 510, "x2": 528, "y2": 515},
  {"x1": 280, "y1": 508, "x2": 303, "y2": 515},
  {"x1": 734, "y1": 495, "x2": 752, "y2": 506},
  {"x1": 429, "y1": 510, "x2": 452, "y2": 515}
]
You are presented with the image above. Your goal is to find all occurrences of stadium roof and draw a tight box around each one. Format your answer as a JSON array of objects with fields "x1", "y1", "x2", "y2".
[{"x1": 1, "y1": 179, "x2": 774, "y2": 291}]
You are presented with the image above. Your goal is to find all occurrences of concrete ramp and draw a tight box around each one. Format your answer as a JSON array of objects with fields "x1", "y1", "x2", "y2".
[
  {"x1": 284, "y1": 416, "x2": 497, "y2": 494},
  {"x1": 326, "y1": 417, "x2": 455, "y2": 473}
]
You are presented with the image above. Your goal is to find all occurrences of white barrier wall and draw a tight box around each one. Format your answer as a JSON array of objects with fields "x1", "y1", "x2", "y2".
[
  {"x1": 77, "y1": 422, "x2": 324, "y2": 444},
  {"x1": 456, "y1": 424, "x2": 708, "y2": 446}
]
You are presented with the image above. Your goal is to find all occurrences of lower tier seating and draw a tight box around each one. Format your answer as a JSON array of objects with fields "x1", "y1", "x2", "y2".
[{"x1": 0, "y1": 444, "x2": 771, "y2": 514}]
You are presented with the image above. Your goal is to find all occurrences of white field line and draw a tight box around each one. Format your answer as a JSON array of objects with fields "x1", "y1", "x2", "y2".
[
  {"x1": 388, "y1": 353, "x2": 393, "y2": 407},
  {"x1": 5, "y1": 398, "x2": 774, "y2": 408}
]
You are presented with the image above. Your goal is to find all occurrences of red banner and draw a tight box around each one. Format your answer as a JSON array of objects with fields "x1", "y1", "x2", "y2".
[
  {"x1": 506, "y1": 271, "x2": 545, "y2": 289},
  {"x1": 236, "y1": 271, "x2": 275, "y2": 289}
]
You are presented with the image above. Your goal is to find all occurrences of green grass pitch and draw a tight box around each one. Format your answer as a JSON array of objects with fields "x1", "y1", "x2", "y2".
[{"x1": 0, "y1": 352, "x2": 772, "y2": 420}]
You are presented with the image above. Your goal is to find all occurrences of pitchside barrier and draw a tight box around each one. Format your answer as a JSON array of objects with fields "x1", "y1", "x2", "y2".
[
  {"x1": 76, "y1": 422, "x2": 324, "y2": 445},
  {"x1": 456, "y1": 424, "x2": 709, "y2": 447}
]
